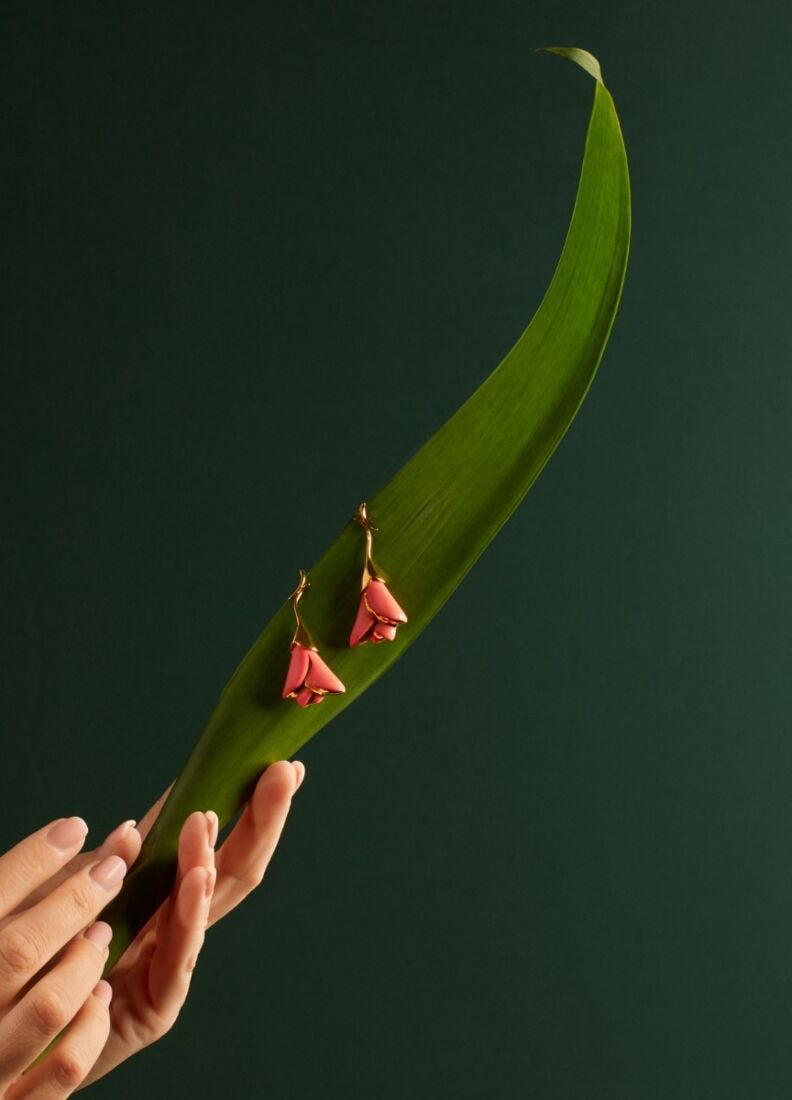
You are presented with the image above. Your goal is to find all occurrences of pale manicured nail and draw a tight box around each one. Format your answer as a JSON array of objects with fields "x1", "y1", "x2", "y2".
[
  {"x1": 205, "y1": 867, "x2": 216, "y2": 899},
  {"x1": 292, "y1": 761, "x2": 305, "y2": 790},
  {"x1": 84, "y1": 921, "x2": 113, "y2": 951},
  {"x1": 205, "y1": 811, "x2": 218, "y2": 847},
  {"x1": 97, "y1": 819, "x2": 137, "y2": 859},
  {"x1": 93, "y1": 979, "x2": 113, "y2": 1006},
  {"x1": 47, "y1": 817, "x2": 89, "y2": 851},
  {"x1": 90, "y1": 855, "x2": 127, "y2": 890}
]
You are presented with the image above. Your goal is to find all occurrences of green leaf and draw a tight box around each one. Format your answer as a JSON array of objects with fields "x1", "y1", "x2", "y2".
[{"x1": 102, "y1": 46, "x2": 630, "y2": 970}]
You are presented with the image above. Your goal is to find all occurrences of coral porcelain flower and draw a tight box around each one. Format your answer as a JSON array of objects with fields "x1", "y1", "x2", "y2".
[
  {"x1": 349, "y1": 502, "x2": 408, "y2": 646},
  {"x1": 350, "y1": 578, "x2": 408, "y2": 645},
  {"x1": 282, "y1": 570, "x2": 345, "y2": 707},
  {"x1": 282, "y1": 642, "x2": 345, "y2": 707}
]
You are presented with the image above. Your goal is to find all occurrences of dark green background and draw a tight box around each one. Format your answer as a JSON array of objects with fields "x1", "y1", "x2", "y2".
[{"x1": 2, "y1": 2, "x2": 790, "y2": 1097}]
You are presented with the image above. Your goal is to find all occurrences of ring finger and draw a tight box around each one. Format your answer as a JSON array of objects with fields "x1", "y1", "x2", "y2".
[
  {"x1": 0, "y1": 856, "x2": 127, "y2": 1007},
  {"x1": 4, "y1": 980, "x2": 112, "y2": 1099},
  {"x1": 0, "y1": 921, "x2": 111, "y2": 1092}
]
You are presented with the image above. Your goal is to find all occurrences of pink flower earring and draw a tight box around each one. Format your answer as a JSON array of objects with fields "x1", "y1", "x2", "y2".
[
  {"x1": 349, "y1": 502, "x2": 408, "y2": 646},
  {"x1": 282, "y1": 570, "x2": 346, "y2": 707}
]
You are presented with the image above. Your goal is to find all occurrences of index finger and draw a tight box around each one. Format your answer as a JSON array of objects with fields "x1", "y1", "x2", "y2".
[
  {"x1": 210, "y1": 762, "x2": 298, "y2": 926},
  {"x1": 0, "y1": 818, "x2": 88, "y2": 922}
]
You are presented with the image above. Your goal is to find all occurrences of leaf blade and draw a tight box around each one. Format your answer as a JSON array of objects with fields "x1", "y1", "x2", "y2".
[{"x1": 102, "y1": 47, "x2": 631, "y2": 969}]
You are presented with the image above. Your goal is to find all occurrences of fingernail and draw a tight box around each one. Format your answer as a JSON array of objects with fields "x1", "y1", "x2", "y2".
[
  {"x1": 93, "y1": 979, "x2": 113, "y2": 1006},
  {"x1": 205, "y1": 811, "x2": 218, "y2": 847},
  {"x1": 97, "y1": 819, "x2": 137, "y2": 859},
  {"x1": 90, "y1": 855, "x2": 127, "y2": 890},
  {"x1": 84, "y1": 921, "x2": 113, "y2": 951},
  {"x1": 292, "y1": 761, "x2": 306, "y2": 790},
  {"x1": 47, "y1": 816, "x2": 89, "y2": 851},
  {"x1": 204, "y1": 867, "x2": 217, "y2": 898}
]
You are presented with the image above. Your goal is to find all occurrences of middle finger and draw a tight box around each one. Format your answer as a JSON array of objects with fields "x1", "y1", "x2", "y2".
[
  {"x1": 0, "y1": 820, "x2": 140, "y2": 931},
  {"x1": 0, "y1": 855, "x2": 127, "y2": 1006}
]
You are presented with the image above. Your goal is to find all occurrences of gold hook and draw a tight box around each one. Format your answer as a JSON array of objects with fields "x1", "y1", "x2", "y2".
[
  {"x1": 288, "y1": 569, "x2": 315, "y2": 649},
  {"x1": 354, "y1": 502, "x2": 383, "y2": 586}
]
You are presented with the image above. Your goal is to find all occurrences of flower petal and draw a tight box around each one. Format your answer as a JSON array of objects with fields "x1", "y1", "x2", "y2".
[
  {"x1": 282, "y1": 643, "x2": 311, "y2": 698},
  {"x1": 305, "y1": 650, "x2": 346, "y2": 694},
  {"x1": 350, "y1": 595, "x2": 376, "y2": 646},
  {"x1": 295, "y1": 687, "x2": 314, "y2": 707},
  {"x1": 373, "y1": 621, "x2": 398, "y2": 641},
  {"x1": 365, "y1": 579, "x2": 407, "y2": 624}
]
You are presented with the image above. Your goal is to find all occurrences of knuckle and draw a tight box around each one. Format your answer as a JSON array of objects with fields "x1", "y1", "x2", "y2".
[
  {"x1": 30, "y1": 986, "x2": 71, "y2": 1034},
  {"x1": 52, "y1": 1047, "x2": 89, "y2": 1089},
  {"x1": 0, "y1": 844, "x2": 57, "y2": 906},
  {"x1": 0, "y1": 874, "x2": 20, "y2": 917},
  {"x1": 0, "y1": 926, "x2": 40, "y2": 976},
  {"x1": 17, "y1": 843, "x2": 48, "y2": 881},
  {"x1": 68, "y1": 882, "x2": 97, "y2": 920}
]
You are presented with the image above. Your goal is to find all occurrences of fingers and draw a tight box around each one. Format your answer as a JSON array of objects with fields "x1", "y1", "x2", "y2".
[
  {"x1": 0, "y1": 821, "x2": 141, "y2": 933},
  {"x1": 0, "y1": 856, "x2": 127, "y2": 1006},
  {"x1": 4, "y1": 980, "x2": 112, "y2": 1099},
  {"x1": 0, "y1": 820, "x2": 88, "y2": 922},
  {"x1": 147, "y1": 865, "x2": 215, "y2": 1026},
  {"x1": 92, "y1": 820, "x2": 140, "y2": 870},
  {"x1": 0, "y1": 922, "x2": 111, "y2": 1092},
  {"x1": 152, "y1": 808, "x2": 215, "y2": 930},
  {"x1": 146, "y1": 812, "x2": 216, "y2": 1025},
  {"x1": 210, "y1": 761, "x2": 302, "y2": 926},
  {"x1": 103, "y1": 805, "x2": 210, "y2": 974},
  {"x1": 72, "y1": 812, "x2": 217, "y2": 1088},
  {"x1": 175, "y1": 811, "x2": 216, "y2": 897}
]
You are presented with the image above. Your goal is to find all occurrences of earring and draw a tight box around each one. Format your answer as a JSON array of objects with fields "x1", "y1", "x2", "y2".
[
  {"x1": 349, "y1": 502, "x2": 408, "y2": 646},
  {"x1": 282, "y1": 570, "x2": 345, "y2": 707}
]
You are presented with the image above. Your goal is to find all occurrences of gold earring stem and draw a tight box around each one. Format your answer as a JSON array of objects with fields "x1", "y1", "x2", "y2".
[
  {"x1": 289, "y1": 569, "x2": 316, "y2": 649},
  {"x1": 355, "y1": 502, "x2": 383, "y2": 588}
]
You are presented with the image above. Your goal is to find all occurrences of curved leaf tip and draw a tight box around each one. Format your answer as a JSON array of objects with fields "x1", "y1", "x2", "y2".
[
  {"x1": 96, "y1": 44, "x2": 631, "y2": 977},
  {"x1": 539, "y1": 46, "x2": 603, "y2": 84}
]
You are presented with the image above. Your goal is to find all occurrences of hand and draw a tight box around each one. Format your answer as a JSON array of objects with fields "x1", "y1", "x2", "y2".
[
  {"x1": 0, "y1": 759, "x2": 303, "y2": 1095},
  {"x1": 81, "y1": 759, "x2": 304, "y2": 1087},
  {"x1": 0, "y1": 816, "x2": 126, "y2": 1096}
]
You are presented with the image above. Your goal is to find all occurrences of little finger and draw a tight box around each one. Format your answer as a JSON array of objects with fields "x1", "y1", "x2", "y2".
[{"x1": 5, "y1": 980, "x2": 112, "y2": 1099}]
